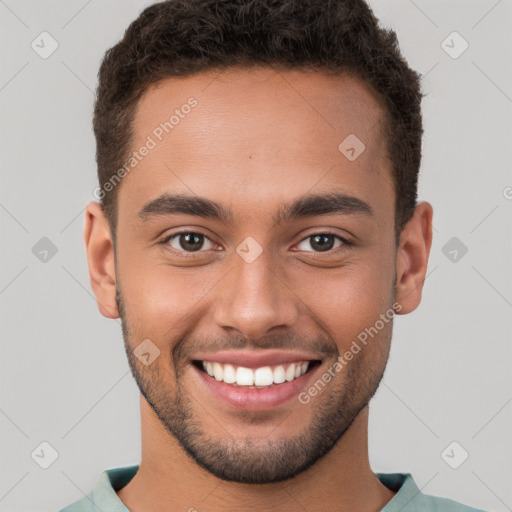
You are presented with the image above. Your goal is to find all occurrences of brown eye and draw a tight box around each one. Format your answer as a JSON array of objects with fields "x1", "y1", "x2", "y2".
[
  {"x1": 164, "y1": 232, "x2": 216, "y2": 252},
  {"x1": 296, "y1": 233, "x2": 346, "y2": 253}
]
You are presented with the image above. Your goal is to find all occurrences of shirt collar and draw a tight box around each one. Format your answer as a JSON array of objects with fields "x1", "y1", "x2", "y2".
[{"x1": 92, "y1": 466, "x2": 419, "y2": 511}]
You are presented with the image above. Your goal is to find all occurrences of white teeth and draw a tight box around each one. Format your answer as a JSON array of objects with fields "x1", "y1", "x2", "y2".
[
  {"x1": 236, "y1": 366, "x2": 254, "y2": 386},
  {"x1": 254, "y1": 366, "x2": 273, "y2": 386},
  {"x1": 204, "y1": 361, "x2": 214, "y2": 377},
  {"x1": 273, "y1": 365, "x2": 286, "y2": 384},
  {"x1": 285, "y1": 364, "x2": 296, "y2": 382},
  {"x1": 223, "y1": 364, "x2": 236, "y2": 384},
  {"x1": 213, "y1": 362, "x2": 223, "y2": 381},
  {"x1": 200, "y1": 360, "x2": 312, "y2": 387}
]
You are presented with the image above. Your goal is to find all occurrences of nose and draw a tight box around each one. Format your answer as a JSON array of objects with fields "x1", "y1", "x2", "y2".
[{"x1": 213, "y1": 248, "x2": 299, "y2": 339}]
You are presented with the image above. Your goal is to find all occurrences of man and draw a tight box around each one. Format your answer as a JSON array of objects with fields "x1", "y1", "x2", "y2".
[{"x1": 59, "y1": 0, "x2": 486, "y2": 510}]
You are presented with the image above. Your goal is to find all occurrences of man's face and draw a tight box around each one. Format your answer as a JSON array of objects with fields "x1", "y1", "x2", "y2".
[{"x1": 114, "y1": 67, "x2": 399, "y2": 483}]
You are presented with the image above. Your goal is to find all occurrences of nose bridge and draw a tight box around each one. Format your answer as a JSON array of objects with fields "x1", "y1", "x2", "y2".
[{"x1": 213, "y1": 244, "x2": 298, "y2": 338}]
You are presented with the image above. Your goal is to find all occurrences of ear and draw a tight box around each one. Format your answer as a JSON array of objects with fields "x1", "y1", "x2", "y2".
[
  {"x1": 394, "y1": 201, "x2": 433, "y2": 315},
  {"x1": 83, "y1": 202, "x2": 119, "y2": 319}
]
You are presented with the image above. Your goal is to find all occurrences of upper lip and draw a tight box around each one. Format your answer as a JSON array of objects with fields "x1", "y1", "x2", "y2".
[{"x1": 192, "y1": 350, "x2": 322, "y2": 368}]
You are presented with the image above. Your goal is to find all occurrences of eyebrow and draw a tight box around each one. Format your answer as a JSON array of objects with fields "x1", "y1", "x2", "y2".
[{"x1": 137, "y1": 192, "x2": 373, "y2": 225}]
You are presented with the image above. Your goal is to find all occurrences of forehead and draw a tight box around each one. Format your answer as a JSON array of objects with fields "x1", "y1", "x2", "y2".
[{"x1": 119, "y1": 66, "x2": 393, "y2": 222}]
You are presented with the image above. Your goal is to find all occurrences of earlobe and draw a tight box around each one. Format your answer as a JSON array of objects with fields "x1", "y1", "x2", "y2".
[
  {"x1": 394, "y1": 201, "x2": 433, "y2": 315},
  {"x1": 83, "y1": 202, "x2": 119, "y2": 319}
]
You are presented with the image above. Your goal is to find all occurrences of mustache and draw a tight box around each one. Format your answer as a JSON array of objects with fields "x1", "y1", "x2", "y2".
[{"x1": 174, "y1": 332, "x2": 338, "y2": 362}]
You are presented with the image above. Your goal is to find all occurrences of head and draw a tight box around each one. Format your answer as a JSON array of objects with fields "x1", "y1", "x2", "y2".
[{"x1": 85, "y1": 0, "x2": 433, "y2": 484}]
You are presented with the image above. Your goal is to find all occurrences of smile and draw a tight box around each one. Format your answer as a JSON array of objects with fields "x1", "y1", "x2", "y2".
[
  {"x1": 196, "y1": 360, "x2": 316, "y2": 387},
  {"x1": 191, "y1": 354, "x2": 323, "y2": 410}
]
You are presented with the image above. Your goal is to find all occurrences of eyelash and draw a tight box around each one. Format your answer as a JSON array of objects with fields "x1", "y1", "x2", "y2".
[{"x1": 159, "y1": 230, "x2": 353, "y2": 257}]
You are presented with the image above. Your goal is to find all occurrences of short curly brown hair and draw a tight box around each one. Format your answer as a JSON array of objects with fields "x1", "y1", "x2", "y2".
[{"x1": 93, "y1": 0, "x2": 424, "y2": 241}]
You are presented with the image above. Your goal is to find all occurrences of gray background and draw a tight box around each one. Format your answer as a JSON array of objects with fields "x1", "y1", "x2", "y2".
[{"x1": 1, "y1": 0, "x2": 511, "y2": 511}]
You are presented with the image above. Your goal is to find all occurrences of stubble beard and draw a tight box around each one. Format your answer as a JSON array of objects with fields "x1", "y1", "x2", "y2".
[{"x1": 116, "y1": 287, "x2": 393, "y2": 484}]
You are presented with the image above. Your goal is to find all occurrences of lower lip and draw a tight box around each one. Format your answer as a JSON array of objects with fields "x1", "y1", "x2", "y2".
[{"x1": 192, "y1": 363, "x2": 320, "y2": 410}]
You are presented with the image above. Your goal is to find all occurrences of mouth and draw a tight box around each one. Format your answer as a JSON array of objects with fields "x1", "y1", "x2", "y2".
[
  {"x1": 192, "y1": 359, "x2": 322, "y2": 387},
  {"x1": 191, "y1": 357, "x2": 322, "y2": 410}
]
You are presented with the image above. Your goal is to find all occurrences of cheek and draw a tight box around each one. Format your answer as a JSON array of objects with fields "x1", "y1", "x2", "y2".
[
  {"x1": 117, "y1": 258, "x2": 221, "y2": 339},
  {"x1": 294, "y1": 257, "x2": 395, "y2": 350}
]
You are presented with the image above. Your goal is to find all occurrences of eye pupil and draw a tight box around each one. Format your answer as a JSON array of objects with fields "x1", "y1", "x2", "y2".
[
  {"x1": 180, "y1": 233, "x2": 203, "y2": 251},
  {"x1": 311, "y1": 234, "x2": 334, "y2": 252}
]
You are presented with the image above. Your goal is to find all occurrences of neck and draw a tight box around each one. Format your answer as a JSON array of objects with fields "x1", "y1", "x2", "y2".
[{"x1": 116, "y1": 397, "x2": 395, "y2": 512}]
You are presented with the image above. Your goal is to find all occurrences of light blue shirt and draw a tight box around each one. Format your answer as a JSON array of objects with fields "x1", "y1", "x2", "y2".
[{"x1": 58, "y1": 465, "x2": 486, "y2": 512}]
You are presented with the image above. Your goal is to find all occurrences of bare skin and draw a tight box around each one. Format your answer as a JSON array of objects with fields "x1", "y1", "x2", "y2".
[{"x1": 84, "y1": 66, "x2": 433, "y2": 512}]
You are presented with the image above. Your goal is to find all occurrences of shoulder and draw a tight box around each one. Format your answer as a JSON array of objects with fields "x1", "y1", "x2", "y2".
[
  {"x1": 376, "y1": 473, "x2": 488, "y2": 512},
  {"x1": 56, "y1": 465, "x2": 139, "y2": 512},
  {"x1": 412, "y1": 492, "x2": 488, "y2": 512},
  {"x1": 57, "y1": 499, "x2": 89, "y2": 512}
]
